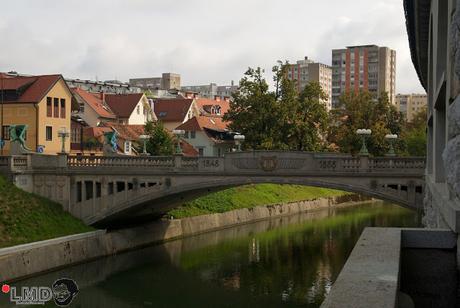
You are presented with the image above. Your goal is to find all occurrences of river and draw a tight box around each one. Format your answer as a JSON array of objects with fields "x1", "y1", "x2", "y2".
[{"x1": 5, "y1": 201, "x2": 420, "y2": 307}]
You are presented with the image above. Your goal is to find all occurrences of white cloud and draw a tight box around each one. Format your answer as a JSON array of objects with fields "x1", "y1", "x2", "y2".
[{"x1": 0, "y1": 0, "x2": 425, "y2": 93}]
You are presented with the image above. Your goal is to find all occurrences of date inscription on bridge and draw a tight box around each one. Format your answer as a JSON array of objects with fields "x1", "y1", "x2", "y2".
[{"x1": 202, "y1": 159, "x2": 220, "y2": 168}]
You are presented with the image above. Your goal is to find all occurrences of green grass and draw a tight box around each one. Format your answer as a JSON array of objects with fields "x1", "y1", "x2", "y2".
[
  {"x1": 0, "y1": 175, "x2": 94, "y2": 248},
  {"x1": 168, "y1": 184, "x2": 351, "y2": 218}
]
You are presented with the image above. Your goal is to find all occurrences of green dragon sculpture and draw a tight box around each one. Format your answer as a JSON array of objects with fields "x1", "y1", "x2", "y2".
[
  {"x1": 103, "y1": 131, "x2": 118, "y2": 153},
  {"x1": 9, "y1": 125, "x2": 33, "y2": 152}
]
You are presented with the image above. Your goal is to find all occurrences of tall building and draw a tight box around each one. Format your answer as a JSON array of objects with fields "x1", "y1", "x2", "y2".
[
  {"x1": 395, "y1": 94, "x2": 427, "y2": 122},
  {"x1": 331, "y1": 45, "x2": 396, "y2": 108},
  {"x1": 181, "y1": 82, "x2": 238, "y2": 99},
  {"x1": 129, "y1": 73, "x2": 181, "y2": 90},
  {"x1": 181, "y1": 83, "x2": 218, "y2": 98},
  {"x1": 286, "y1": 57, "x2": 332, "y2": 110}
]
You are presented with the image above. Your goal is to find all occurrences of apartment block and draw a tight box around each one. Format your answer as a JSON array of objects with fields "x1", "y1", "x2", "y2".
[
  {"x1": 129, "y1": 73, "x2": 181, "y2": 90},
  {"x1": 182, "y1": 82, "x2": 238, "y2": 99},
  {"x1": 395, "y1": 94, "x2": 427, "y2": 122},
  {"x1": 286, "y1": 57, "x2": 332, "y2": 110},
  {"x1": 331, "y1": 45, "x2": 396, "y2": 108}
]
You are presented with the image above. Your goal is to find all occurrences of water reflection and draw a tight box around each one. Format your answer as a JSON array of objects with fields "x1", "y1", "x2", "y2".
[{"x1": 4, "y1": 202, "x2": 419, "y2": 308}]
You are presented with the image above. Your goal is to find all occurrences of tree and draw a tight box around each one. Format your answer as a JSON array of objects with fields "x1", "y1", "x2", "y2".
[
  {"x1": 224, "y1": 67, "x2": 285, "y2": 149},
  {"x1": 224, "y1": 62, "x2": 329, "y2": 151},
  {"x1": 401, "y1": 108, "x2": 427, "y2": 156},
  {"x1": 287, "y1": 82, "x2": 329, "y2": 151},
  {"x1": 329, "y1": 91, "x2": 405, "y2": 156},
  {"x1": 144, "y1": 121, "x2": 174, "y2": 156}
]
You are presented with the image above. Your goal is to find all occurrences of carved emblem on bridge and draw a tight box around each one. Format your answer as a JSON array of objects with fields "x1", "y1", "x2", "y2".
[{"x1": 260, "y1": 156, "x2": 278, "y2": 171}]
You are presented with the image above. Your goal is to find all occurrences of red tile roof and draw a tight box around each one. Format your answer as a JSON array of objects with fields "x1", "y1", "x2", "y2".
[
  {"x1": 0, "y1": 74, "x2": 65, "y2": 103},
  {"x1": 105, "y1": 123, "x2": 145, "y2": 141},
  {"x1": 180, "y1": 140, "x2": 199, "y2": 157},
  {"x1": 176, "y1": 115, "x2": 229, "y2": 132},
  {"x1": 154, "y1": 98, "x2": 194, "y2": 122},
  {"x1": 72, "y1": 88, "x2": 116, "y2": 119},
  {"x1": 195, "y1": 98, "x2": 230, "y2": 116},
  {"x1": 105, "y1": 93, "x2": 144, "y2": 118}
]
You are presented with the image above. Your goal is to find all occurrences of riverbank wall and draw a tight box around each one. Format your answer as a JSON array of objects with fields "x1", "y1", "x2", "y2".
[{"x1": 0, "y1": 195, "x2": 371, "y2": 282}]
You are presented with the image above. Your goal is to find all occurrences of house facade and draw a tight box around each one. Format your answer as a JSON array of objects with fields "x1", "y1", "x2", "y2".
[
  {"x1": 176, "y1": 115, "x2": 235, "y2": 157},
  {"x1": 71, "y1": 88, "x2": 116, "y2": 127},
  {"x1": 105, "y1": 93, "x2": 154, "y2": 125},
  {"x1": 154, "y1": 98, "x2": 199, "y2": 131},
  {"x1": 0, "y1": 74, "x2": 73, "y2": 155}
]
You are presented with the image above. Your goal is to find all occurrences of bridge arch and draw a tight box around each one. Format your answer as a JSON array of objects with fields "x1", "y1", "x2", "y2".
[{"x1": 90, "y1": 175, "x2": 425, "y2": 227}]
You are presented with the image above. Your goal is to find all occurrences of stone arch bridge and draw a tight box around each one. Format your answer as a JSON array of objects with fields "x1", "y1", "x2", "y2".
[{"x1": 0, "y1": 152, "x2": 425, "y2": 227}]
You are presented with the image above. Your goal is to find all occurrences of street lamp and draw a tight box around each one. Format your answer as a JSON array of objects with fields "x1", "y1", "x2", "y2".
[
  {"x1": 356, "y1": 129, "x2": 372, "y2": 156},
  {"x1": 139, "y1": 134, "x2": 149, "y2": 156},
  {"x1": 58, "y1": 128, "x2": 70, "y2": 154},
  {"x1": 172, "y1": 129, "x2": 185, "y2": 154},
  {"x1": 234, "y1": 134, "x2": 245, "y2": 152},
  {"x1": 385, "y1": 134, "x2": 398, "y2": 157}
]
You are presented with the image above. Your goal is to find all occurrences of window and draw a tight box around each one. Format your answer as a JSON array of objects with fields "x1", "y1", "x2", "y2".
[
  {"x1": 46, "y1": 97, "x2": 52, "y2": 117},
  {"x1": 2, "y1": 125, "x2": 10, "y2": 140},
  {"x1": 53, "y1": 98, "x2": 59, "y2": 118},
  {"x1": 60, "y1": 99, "x2": 66, "y2": 118},
  {"x1": 46, "y1": 126, "x2": 52, "y2": 141},
  {"x1": 184, "y1": 131, "x2": 189, "y2": 138},
  {"x1": 71, "y1": 127, "x2": 81, "y2": 143},
  {"x1": 137, "y1": 105, "x2": 140, "y2": 115},
  {"x1": 198, "y1": 148, "x2": 204, "y2": 156},
  {"x1": 191, "y1": 131, "x2": 196, "y2": 139}
]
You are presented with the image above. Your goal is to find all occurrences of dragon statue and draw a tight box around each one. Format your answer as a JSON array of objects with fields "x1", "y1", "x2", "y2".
[
  {"x1": 103, "y1": 131, "x2": 118, "y2": 153},
  {"x1": 9, "y1": 125, "x2": 33, "y2": 152}
]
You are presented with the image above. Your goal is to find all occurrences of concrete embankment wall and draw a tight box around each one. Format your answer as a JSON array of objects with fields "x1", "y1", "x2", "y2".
[{"x1": 0, "y1": 195, "x2": 369, "y2": 282}]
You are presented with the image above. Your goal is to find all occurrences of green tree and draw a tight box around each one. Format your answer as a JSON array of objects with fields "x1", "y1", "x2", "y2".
[
  {"x1": 144, "y1": 121, "x2": 174, "y2": 155},
  {"x1": 401, "y1": 108, "x2": 427, "y2": 156},
  {"x1": 224, "y1": 67, "x2": 285, "y2": 149},
  {"x1": 287, "y1": 82, "x2": 329, "y2": 151},
  {"x1": 225, "y1": 63, "x2": 329, "y2": 151},
  {"x1": 330, "y1": 91, "x2": 404, "y2": 156}
]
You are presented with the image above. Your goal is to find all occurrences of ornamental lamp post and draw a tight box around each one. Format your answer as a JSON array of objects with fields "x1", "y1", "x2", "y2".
[
  {"x1": 139, "y1": 134, "x2": 149, "y2": 156},
  {"x1": 58, "y1": 128, "x2": 70, "y2": 154},
  {"x1": 172, "y1": 129, "x2": 185, "y2": 154},
  {"x1": 385, "y1": 134, "x2": 398, "y2": 157},
  {"x1": 234, "y1": 134, "x2": 245, "y2": 152},
  {"x1": 356, "y1": 129, "x2": 372, "y2": 156}
]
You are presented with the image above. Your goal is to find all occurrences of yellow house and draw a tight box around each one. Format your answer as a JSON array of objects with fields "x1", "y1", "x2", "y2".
[{"x1": 0, "y1": 73, "x2": 74, "y2": 155}]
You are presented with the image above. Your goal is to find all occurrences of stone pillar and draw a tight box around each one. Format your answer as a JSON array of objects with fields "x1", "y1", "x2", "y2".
[
  {"x1": 57, "y1": 153, "x2": 68, "y2": 169},
  {"x1": 92, "y1": 180, "x2": 97, "y2": 217},
  {"x1": 100, "y1": 177, "x2": 108, "y2": 213},
  {"x1": 80, "y1": 180, "x2": 86, "y2": 219},
  {"x1": 359, "y1": 156, "x2": 369, "y2": 172},
  {"x1": 173, "y1": 154, "x2": 183, "y2": 171}
]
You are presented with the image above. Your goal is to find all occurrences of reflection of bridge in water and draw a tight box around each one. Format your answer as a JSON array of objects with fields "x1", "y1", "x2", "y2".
[{"x1": 0, "y1": 151, "x2": 425, "y2": 226}]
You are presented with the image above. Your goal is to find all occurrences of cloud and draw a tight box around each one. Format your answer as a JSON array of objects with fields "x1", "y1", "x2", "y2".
[{"x1": 0, "y1": 0, "x2": 425, "y2": 93}]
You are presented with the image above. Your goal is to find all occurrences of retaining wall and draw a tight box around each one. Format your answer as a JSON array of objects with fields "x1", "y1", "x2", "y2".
[{"x1": 0, "y1": 195, "x2": 368, "y2": 282}]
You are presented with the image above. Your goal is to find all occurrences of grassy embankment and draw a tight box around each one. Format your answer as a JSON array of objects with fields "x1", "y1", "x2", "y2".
[
  {"x1": 0, "y1": 176, "x2": 94, "y2": 248},
  {"x1": 168, "y1": 184, "x2": 351, "y2": 219}
]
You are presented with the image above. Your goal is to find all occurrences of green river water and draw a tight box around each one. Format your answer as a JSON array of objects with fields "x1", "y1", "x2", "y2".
[{"x1": 3, "y1": 201, "x2": 420, "y2": 307}]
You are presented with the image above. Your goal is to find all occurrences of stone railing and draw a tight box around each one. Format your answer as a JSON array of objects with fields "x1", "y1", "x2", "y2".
[
  {"x1": 0, "y1": 153, "x2": 426, "y2": 175},
  {"x1": 369, "y1": 157, "x2": 426, "y2": 170},
  {"x1": 0, "y1": 156, "x2": 10, "y2": 167},
  {"x1": 67, "y1": 155, "x2": 175, "y2": 168},
  {"x1": 11, "y1": 156, "x2": 28, "y2": 170}
]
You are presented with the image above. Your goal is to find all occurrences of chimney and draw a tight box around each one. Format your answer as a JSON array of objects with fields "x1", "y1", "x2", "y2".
[
  {"x1": 100, "y1": 91, "x2": 105, "y2": 102},
  {"x1": 214, "y1": 95, "x2": 221, "y2": 102}
]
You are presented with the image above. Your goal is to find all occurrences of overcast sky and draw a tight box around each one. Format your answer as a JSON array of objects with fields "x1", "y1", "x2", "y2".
[{"x1": 0, "y1": 0, "x2": 425, "y2": 93}]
